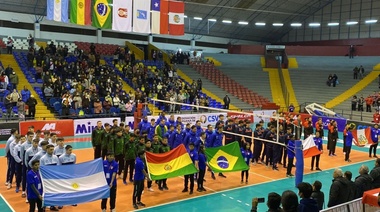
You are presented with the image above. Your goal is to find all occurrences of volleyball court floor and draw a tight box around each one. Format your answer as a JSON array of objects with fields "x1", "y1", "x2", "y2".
[{"x1": 0, "y1": 134, "x2": 376, "y2": 212}]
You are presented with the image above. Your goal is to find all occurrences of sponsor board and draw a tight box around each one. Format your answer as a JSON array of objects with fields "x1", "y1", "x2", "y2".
[
  {"x1": 311, "y1": 116, "x2": 347, "y2": 132},
  {"x1": 252, "y1": 110, "x2": 276, "y2": 124},
  {"x1": 74, "y1": 118, "x2": 121, "y2": 135},
  {"x1": 19, "y1": 120, "x2": 74, "y2": 136},
  {"x1": 227, "y1": 112, "x2": 254, "y2": 123},
  {"x1": 125, "y1": 113, "x2": 228, "y2": 130},
  {"x1": 0, "y1": 122, "x2": 19, "y2": 140}
]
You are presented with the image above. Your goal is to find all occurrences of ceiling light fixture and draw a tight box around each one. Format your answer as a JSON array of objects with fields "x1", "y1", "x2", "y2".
[
  {"x1": 346, "y1": 21, "x2": 358, "y2": 25},
  {"x1": 194, "y1": 17, "x2": 202, "y2": 20},
  {"x1": 208, "y1": 19, "x2": 217, "y2": 22},
  {"x1": 238, "y1": 21, "x2": 249, "y2": 25},
  {"x1": 365, "y1": 19, "x2": 378, "y2": 24},
  {"x1": 309, "y1": 23, "x2": 320, "y2": 27},
  {"x1": 255, "y1": 22, "x2": 266, "y2": 26},
  {"x1": 291, "y1": 23, "x2": 302, "y2": 27},
  {"x1": 272, "y1": 23, "x2": 283, "y2": 26},
  {"x1": 327, "y1": 22, "x2": 339, "y2": 26},
  {"x1": 222, "y1": 20, "x2": 232, "y2": 24}
]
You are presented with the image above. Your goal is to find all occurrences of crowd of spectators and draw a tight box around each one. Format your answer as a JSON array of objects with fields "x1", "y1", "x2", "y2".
[{"x1": 2, "y1": 37, "x2": 213, "y2": 119}]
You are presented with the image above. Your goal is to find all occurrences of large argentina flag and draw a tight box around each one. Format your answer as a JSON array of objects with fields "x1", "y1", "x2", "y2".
[{"x1": 40, "y1": 158, "x2": 109, "y2": 206}]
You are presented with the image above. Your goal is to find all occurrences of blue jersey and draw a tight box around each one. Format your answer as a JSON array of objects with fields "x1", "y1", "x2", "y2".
[
  {"x1": 241, "y1": 148, "x2": 253, "y2": 165},
  {"x1": 188, "y1": 148, "x2": 199, "y2": 163},
  {"x1": 198, "y1": 153, "x2": 207, "y2": 170},
  {"x1": 134, "y1": 157, "x2": 145, "y2": 181},
  {"x1": 58, "y1": 153, "x2": 77, "y2": 165},
  {"x1": 371, "y1": 128, "x2": 380, "y2": 143},
  {"x1": 287, "y1": 140, "x2": 295, "y2": 159},
  {"x1": 103, "y1": 159, "x2": 118, "y2": 186},
  {"x1": 346, "y1": 131, "x2": 353, "y2": 147},
  {"x1": 313, "y1": 137, "x2": 323, "y2": 151},
  {"x1": 211, "y1": 131, "x2": 224, "y2": 147},
  {"x1": 27, "y1": 170, "x2": 42, "y2": 199},
  {"x1": 205, "y1": 130, "x2": 214, "y2": 147},
  {"x1": 184, "y1": 132, "x2": 198, "y2": 147}
]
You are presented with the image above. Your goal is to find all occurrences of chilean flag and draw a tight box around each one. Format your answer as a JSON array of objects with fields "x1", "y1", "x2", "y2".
[
  {"x1": 151, "y1": 0, "x2": 169, "y2": 34},
  {"x1": 351, "y1": 128, "x2": 373, "y2": 147},
  {"x1": 302, "y1": 136, "x2": 322, "y2": 158},
  {"x1": 168, "y1": 1, "x2": 185, "y2": 36}
]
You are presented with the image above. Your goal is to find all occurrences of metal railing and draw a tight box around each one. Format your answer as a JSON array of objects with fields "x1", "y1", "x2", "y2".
[{"x1": 321, "y1": 198, "x2": 363, "y2": 212}]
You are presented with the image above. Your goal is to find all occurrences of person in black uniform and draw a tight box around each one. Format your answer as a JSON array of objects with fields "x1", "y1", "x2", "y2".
[
  {"x1": 252, "y1": 124, "x2": 263, "y2": 164},
  {"x1": 265, "y1": 126, "x2": 278, "y2": 171},
  {"x1": 224, "y1": 119, "x2": 235, "y2": 145},
  {"x1": 282, "y1": 127, "x2": 293, "y2": 168},
  {"x1": 261, "y1": 123, "x2": 272, "y2": 163},
  {"x1": 244, "y1": 120, "x2": 253, "y2": 146},
  {"x1": 158, "y1": 137, "x2": 171, "y2": 191},
  {"x1": 236, "y1": 120, "x2": 246, "y2": 147}
]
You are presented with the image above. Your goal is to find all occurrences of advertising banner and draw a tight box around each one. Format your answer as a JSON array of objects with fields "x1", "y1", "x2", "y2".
[
  {"x1": 311, "y1": 116, "x2": 347, "y2": 132},
  {"x1": 19, "y1": 120, "x2": 74, "y2": 136},
  {"x1": 74, "y1": 117, "x2": 121, "y2": 135},
  {"x1": 0, "y1": 122, "x2": 19, "y2": 140},
  {"x1": 227, "y1": 112, "x2": 254, "y2": 123}
]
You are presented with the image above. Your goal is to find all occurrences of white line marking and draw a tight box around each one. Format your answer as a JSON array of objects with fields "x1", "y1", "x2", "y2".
[
  {"x1": 249, "y1": 171, "x2": 275, "y2": 181},
  {"x1": 0, "y1": 194, "x2": 15, "y2": 212}
]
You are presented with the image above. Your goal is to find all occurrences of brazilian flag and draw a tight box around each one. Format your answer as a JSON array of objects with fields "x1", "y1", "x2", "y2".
[
  {"x1": 205, "y1": 142, "x2": 249, "y2": 172},
  {"x1": 92, "y1": 0, "x2": 112, "y2": 29}
]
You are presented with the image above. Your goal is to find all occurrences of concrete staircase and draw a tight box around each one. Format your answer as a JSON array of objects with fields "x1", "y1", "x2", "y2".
[
  {"x1": 178, "y1": 64, "x2": 253, "y2": 109},
  {"x1": 1, "y1": 54, "x2": 55, "y2": 119}
]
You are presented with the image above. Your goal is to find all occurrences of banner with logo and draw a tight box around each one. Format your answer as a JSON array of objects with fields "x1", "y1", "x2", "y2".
[
  {"x1": 311, "y1": 116, "x2": 347, "y2": 132},
  {"x1": 19, "y1": 120, "x2": 74, "y2": 136},
  {"x1": 252, "y1": 110, "x2": 276, "y2": 124},
  {"x1": 227, "y1": 112, "x2": 254, "y2": 123},
  {"x1": 0, "y1": 122, "x2": 19, "y2": 140},
  {"x1": 74, "y1": 117, "x2": 121, "y2": 135},
  {"x1": 133, "y1": 0, "x2": 151, "y2": 33},
  {"x1": 112, "y1": 0, "x2": 132, "y2": 32}
]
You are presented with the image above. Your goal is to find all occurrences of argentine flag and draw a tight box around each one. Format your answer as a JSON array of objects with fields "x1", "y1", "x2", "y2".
[{"x1": 40, "y1": 158, "x2": 109, "y2": 206}]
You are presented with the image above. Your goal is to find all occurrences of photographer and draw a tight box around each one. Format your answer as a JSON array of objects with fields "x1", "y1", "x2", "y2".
[{"x1": 251, "y1": 192, "x2": 282, "y2": 212}]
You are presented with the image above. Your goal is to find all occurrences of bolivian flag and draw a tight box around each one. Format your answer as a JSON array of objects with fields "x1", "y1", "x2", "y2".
[
  {"x1": 70, "y1": 0, "x2": 92, "y2": 25},
  {"x1": 205, "y1": 142, "x2": 249, "y2": 172},
  {"x1": 146, "y1": 144, "x2": 198, "y2": 180}
]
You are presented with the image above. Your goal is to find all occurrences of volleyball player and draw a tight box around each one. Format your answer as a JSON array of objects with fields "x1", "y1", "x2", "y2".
[
  {"x1": 39, "y1": 144, "x2": 59, "y2": 211},
  {"x1": 133, "y1": 150, "x2": 150, "y2": 209},
  {"x1": 92, "y1": 121, "x2": 104, "y2": 159},
  {"x1": 27, "y1": 160, "x2": 43, "y2": 212},
  {"x1": 58, "y1": 145, "x2": 77, "y2": 208},
  {"x1": 182, "y1": 142, "x2": 199, "y2": 195},
  {"x1": 53, "y1": 137, "x2": 65, "y2": 158},
  {"x1": 5, "y1": 128, "x2": 18, "y2": 188},
  {"x1": 370, "y1": 124, "x2": 380, "y2": 158},
  {"x1": 158, "y1": 137, "x2": 170, "y2": 191},
  {"x1": 20, "y1": 132, "x2": 34, "y2": 200},
  {"x1": 311, "y1": 132, "x2": 323, "y2": 171},
  {"x1": 101, "y1": 123, "x2": 112, "y2": 159},
  {"x1": 28, "y1": 141, "x2": 48, "y2": 168},
  {"x1": 8, "y1": 135, "x2": 21, "y2": 191},
  {"x1": 101, "y1": 151, "x2": 118, "y2": 212},
  {"x1": 123, "y1": 134, "x2": 137, "y2": 184}
]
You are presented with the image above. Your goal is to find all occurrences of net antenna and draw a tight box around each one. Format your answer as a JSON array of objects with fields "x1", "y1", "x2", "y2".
[{"x1": 150, "y1": 98, "x2": 288, "y2": 148}]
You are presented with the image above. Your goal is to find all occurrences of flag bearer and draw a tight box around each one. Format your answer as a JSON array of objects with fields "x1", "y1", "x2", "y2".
[
  {"x1": 158, "y1": 137, "x2": 171, "y2": 191},
  {"x1": 57, "y1": 145, "x2": 77, "y2": 208},
  {"x1": 182, "y1": 142, "x2": 199, "y2": 195},
  {"x1": 27, "y1": 160, "x2": 43, "y2": 212},
  {"x1": 101, "y1": 151, "x2": 118, "y2": 212},
  {"x1": 132, "y1": 151, "x2": 150, "y2": 209}
]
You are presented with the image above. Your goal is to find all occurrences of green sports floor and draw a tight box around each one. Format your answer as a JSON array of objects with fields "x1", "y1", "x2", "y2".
[{"x1": 0, "y1": 132, "x2": 376, "y2": 212}]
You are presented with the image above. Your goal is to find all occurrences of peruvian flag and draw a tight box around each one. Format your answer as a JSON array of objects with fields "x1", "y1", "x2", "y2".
[
  {"x1": 168, "y1": 1, "x2": 185, "y2": 36},
  {"x1": 351, "y1": 128, "x2": 373, "y2": 147},
  {"x1": 302, "y1": 136, "x2": 322, "y2": 158}
]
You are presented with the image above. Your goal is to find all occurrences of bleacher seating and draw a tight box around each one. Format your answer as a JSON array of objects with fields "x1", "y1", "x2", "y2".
[
  {"x1": 74, "y1": 42, "x2": 119, "y2": 55},
  {"x1": 191, "y1": 62, "x2": 272, "y2": 108},
  {"x1": 2, "y1": 37, "x2": 39, "y2": 50},
  {"x1": 104, "y1": 57, "x2": 224, "y2": 111}
]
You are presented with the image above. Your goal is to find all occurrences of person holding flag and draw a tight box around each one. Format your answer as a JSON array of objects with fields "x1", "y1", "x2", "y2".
[
  {"x1": 132, "y1": 150, "x2": 150, "y2": 209},
  {"x1": 241, "y1": 142, "x2": 252, "y2": 183},
  {"x1": 182, "y1": 142, "x2": 199, "y2": 194},
  {"x1": 311, "y1": 132, "x2": 323, "y2": 171},
  {"x1": 370, "y1": 124, "x2": 380, "y2": 158},
  {"x1": 102, "y1": 151, "x2": 118, "y2": 212},
  {"x1": 345, "y1": 127, "x2": 353, "y2": 162},
  {"x1": 27, "y1": 160, "x2": 43, "y2": 212},
  {"x1": 57, "y1": 145, "x2": 77, "y2": 208}
]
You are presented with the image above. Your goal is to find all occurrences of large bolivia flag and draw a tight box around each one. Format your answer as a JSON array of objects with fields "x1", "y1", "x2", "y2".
[
  {"x1": 168, "y1": 0, "x2": 185, "y2": 36},
  {"x1": 151, "y1": 0, "x2": 169, "y2": 34},
  {"x1": 146, "y1": 144, "x2": 197, "y2": 180},
  {"x1": 352, "y1": 128, "x2": 373, "y2": 147},
  {"x1": 112, "y1": 0, "x2": 132, "y2": 32},
  {"x1": 40, "y1": 158, "x2": 109, "y2": 206},
  {"x1": 70, "y1": 0, "x2": 92, "y2": 25},
  {"x1": 92, "y1": 0, "x2": 113, "y2": 29},
  {"x1": 302, "y1": 136, "x2": 322, "y2": 158},
  {"x1": 205, "y1": 142, "x2": 249, "y2": 172},
  {"x1": 47, "y1": 0, "x2": 69, "y2": 22}
]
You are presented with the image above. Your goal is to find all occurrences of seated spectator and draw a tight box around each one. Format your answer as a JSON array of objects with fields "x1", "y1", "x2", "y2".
[
  {"x1": 311, "y1": 180, "x2": 324, "y2": 210},
  {"x1": 113, "y1": 94, "x2": 121, "y2": 108},
  {"x1": 125, "y1": 100, "x2": 134, "y2": 116},
  {"x1": 73, "y1": 92, "x2": 82, "y2": 109},
  {"x1": 93, "y1": 99, "x2": 103, "y2": 114},
  {"x1": 326, "y1": 74, "x2": 333, "y2": 86},
  {"x1": 44, "y1": 84, "x2": 54, "y2": 103},
  {"x1": 251, "y1": 192, "x2": 282, "y2": 212},
  {"x1": 296, "y1": 182, "x2": 318, "y2": 212},
  {"x1": 281, "y1": 190, "x2": 298, "y2": 212},
  {"x1": 103, "y1": 99, "x2": 112, "y2": 114}
]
